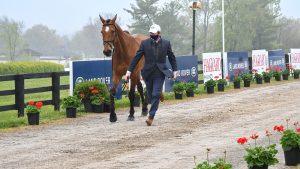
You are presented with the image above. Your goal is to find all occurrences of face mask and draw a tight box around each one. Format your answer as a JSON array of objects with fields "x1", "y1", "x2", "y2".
[{"x1": 150, "y1": 34, "x2": 159, "y2": 41}]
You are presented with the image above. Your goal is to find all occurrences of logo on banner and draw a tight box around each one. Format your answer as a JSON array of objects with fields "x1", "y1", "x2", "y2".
[
  {"x1": 191, "y1": 67, "x2": 197, "y2": 77},
  {"x1": 75, "y1": 77, "x2": 84, "y2": 84}
]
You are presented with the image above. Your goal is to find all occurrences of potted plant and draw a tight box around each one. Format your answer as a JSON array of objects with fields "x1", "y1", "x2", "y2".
[
  {"x1": 293, "y1": 69, "x2": 300, "y2": 79},
  {"x1": 90, "y1": 94, "x2": 105, "y2": 113},
  {"x1": 134, "y1": 92, "x2": 140, "y2": 107},
  {"x1": 237, "y1": 133, "x2": 279, "y2": 169},
  {"x1": 173, "y1": 82, "x2": 185, "y2": 99},
  {"x1": 61, "y1": 96, "x2": 81, "y2": 118},
  {"x1": 272, "y1": 67, "x2": 282, "y2": 81},
  {"x1": 185, "y1": 82, "x2": 197, "y2": 97},
  {"x1": 274, "y1": 124, "x2": 300, "y2": 166},
  {"x1": 262, "y1": 71, "x2": 272, "y2": 83},
  {"x1": 74, "y1": 80, "x2": 109, "y2": 112},
  {"x1": 233, "y1": 74, "x2": 242, "y2": 89},
  {"x1": 254, "y1": 73, "x2": 263, "y2": 84},
  {"x1": 217, "y1": 78, "x2": 227, "y2": 92},
  {"x1": 26, "y1": 101, "x2": 43, "y2": 125},
  {"x1": 241, "y1": 73, "x2": 253, "y2": 87},
  {"x1": 205, "y1": 78, "x2": 216, "y2": 94},
  {"x1": 282, "y1": 69, "x2": 290, "y2": 80}
]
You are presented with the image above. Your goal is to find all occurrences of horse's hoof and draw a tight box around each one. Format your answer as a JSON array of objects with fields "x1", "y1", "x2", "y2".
[
  {"x1": 141, "y1": 110, "x2": 148, "y2": 116},
  {"x1": 110, "y1": 114, "x2": 117, "y2": 122},
  {"x1": 127, "y1": 115, "x2": 135, "y2": 121}
]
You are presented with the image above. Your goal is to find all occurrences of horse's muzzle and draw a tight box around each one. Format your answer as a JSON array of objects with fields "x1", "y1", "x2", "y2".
[{"x1": 103, "y1": 50, "x2": 112, "y2": 57}]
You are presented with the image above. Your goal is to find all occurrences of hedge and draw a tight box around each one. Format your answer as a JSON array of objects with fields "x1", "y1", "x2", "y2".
[{"x1": 0, "y1": 62, "x2": 64, "y2": 75}]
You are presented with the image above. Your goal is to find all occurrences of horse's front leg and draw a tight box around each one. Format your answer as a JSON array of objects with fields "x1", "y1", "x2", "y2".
[
  {"x1": 127, "y1": 85, "x2": 135, "y2": 121},
  {"x1": 109, "y1": 87, "x2": 117, "y2": 122},
  {"x1": 137, "y1": 81, "x2": 148, "y2": 116}
]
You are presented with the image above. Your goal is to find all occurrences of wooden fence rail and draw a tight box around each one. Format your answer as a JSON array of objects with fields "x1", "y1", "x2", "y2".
[{"x1": 0, "y1": 71, "x2": 69, "y2": 117}]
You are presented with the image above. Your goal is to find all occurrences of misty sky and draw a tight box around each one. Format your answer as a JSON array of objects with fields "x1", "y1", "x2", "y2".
[{"x1": 0, "y1": 0, "x2": 299, "y2": 36}]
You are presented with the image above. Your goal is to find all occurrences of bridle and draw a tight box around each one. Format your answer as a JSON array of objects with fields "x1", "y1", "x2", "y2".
[{"x1": 102, "y1": 23, "x2": 118, "y2": 49}]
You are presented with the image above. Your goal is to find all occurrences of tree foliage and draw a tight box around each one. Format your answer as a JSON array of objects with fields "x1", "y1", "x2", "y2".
[
  {"x1": 0, "y1": 16, "x2": 24, "y2": 61},
  {"x1": 23, "y1": 24, "x2": 63, "y2": 56}
]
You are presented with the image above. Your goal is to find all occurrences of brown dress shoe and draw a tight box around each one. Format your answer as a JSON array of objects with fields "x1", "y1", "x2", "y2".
[{"x1": 145, "y1": 117, "x2": 154, "y2": 126}]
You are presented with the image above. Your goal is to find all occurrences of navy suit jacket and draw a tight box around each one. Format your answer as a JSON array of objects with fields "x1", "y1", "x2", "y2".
[{"x1": 128, "y1": 38, "x2": 178, "y2": 79}]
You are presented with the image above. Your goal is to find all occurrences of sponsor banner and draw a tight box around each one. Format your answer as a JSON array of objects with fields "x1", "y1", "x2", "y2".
[
  {"x1": 227, "y1": 51, "x2": 249, "y2": 81},
  {"x1": 268, "y1": 49, "x2": 286, "y2": 70},
  {"x1": 202, "y1": 52, "x2": 222, "y2": 82},
  {"x1": 252, "y1": 50, "x2": 268, "y2": 74},
  {"x1": 290, "y1": 49, "x2": 300, "y2": 69},
  {"x1": 164, "y1": 55, "x2": 198, "y2": 92},
  {"x1": 70, "y1": 59, "x2": 122, "y2": 99}
]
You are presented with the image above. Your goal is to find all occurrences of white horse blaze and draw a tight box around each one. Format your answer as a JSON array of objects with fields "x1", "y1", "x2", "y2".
[{"x1": 105, "y1": 26, "x2": 109, "y2": 32}]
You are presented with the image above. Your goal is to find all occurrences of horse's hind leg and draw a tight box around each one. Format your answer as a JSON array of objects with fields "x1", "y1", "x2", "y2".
[
  {"x1": 109, "y1": 88, "x2": 117, "y2": 122},
  {"x1": 127, "y1": 84, "x2": 136, "y2": 121},
  {"x1": 137, "y1": 80, "x2": 148, "y2": 116}
]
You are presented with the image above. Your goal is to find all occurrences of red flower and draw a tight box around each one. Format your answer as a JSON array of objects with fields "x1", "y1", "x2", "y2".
[
  {"x1": 266, "y1": 67, "x2": 270, "y2": 71},
  {"x1": 214, "y1": 76, "x2": 219, "y2": 79},
  {"x1": 89, "y1": 86, "x2": 95, "y2": 90},
  {"x1": 234, "y1": 73, "x2": 238, "y2": 77},
  {"x1": 266, "y1": 130, "x2": 272, "y2": 136},
  {"x1": 274, "y1": 125, "x2": 284, "y2": 132},
  {"x1": 35, "y1": 102, "x2": 43, "y2": 108},
  {"x1": 252, "y1": 69, "x2": 257, "y2": 72},
  {"x1": 296, "y1": 128, "x2": 300, "y2": 132},
  {"x1": 237, "y1": 137, "x2": 248, "y2": 145},
  {"x1": 250, "y1": 134, "x2": 259, "y2": 139},
  {"x1": 80, "y1": 93, "x2": 85, "y2": 98},
  {"x1": 28, "y1": 101, "x2": 35, "y2": 105},
  {"x1": 225, "y1": 76, "x2": 229, "y2": 79},
  {"x1": 91, "y1": 90, "x2": 98, "y2": 94}
]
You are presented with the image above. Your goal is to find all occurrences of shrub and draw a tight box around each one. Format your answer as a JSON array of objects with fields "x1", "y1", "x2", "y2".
[
  {"x1": 185, "y1": 82, "x2": 197, "y2": 92},
  {"x1": 61, "y1": 96, "x2": 81, "y2": 108},
  {"x1": 74, "y1": 80, "x2": 109, "y2": 101},
  {"x1": 172, "y1": 82, "x2": 185, "y2": 94},
  {"x1": 205, "y1": 79, "x2": 216, "y2": 87},
  {"x1": 0, "y1": 62, "x2": 64, "y2": 75}
]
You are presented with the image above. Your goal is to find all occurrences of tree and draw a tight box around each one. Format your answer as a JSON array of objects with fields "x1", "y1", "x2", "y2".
[
  {"x1": 155, "y1": 1, "x2": 191, "y2": 55},
  {"x1": 23, "y1": 24, "x2": 63, "y2": 56},
  {"x1": 212, "y1": 0, "x2": 281, "y2": 51},
  {"x1": 125, "y1": 0, "x2": 191, "y2": 55},
  {"x1": 124, "y1": 0, "x2": 159, "y2": 34},
  {"x1": 70, "y1": 18, "x2": 102, "y2": 58},
  {"x1": 0, "y1": 16, "x2": 24, "y2": 61},
  {"x1": 277, "y1": 17, "x2": 300, "y2": 52}
]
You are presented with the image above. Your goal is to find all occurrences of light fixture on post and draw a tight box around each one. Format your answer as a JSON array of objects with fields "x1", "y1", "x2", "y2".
[{"x1": 189, "y1": 1, "x2": 201, "y2": 56}]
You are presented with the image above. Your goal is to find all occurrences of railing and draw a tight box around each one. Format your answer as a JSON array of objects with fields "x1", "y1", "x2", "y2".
[{"x1": 0, "y1": 72, "x2": 69, "y2": 117}]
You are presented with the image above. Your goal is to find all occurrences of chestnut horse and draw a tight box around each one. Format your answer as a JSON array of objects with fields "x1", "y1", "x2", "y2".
[{"x1": 99, "y1": 15, "x2": 148, "y2": 122}]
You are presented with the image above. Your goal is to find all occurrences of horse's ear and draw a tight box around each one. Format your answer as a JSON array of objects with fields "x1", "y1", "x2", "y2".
[
  {"x1": 99, "y1": 15, "x2": 105, "y2": 24},
  {"x1": 112, "y1": 14, "x2": 117, "y2": 23}
]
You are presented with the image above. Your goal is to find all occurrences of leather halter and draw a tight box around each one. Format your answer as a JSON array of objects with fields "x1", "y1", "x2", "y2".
[{"x1": 102, "y1": 23, "x2": 117, "y2": 49}]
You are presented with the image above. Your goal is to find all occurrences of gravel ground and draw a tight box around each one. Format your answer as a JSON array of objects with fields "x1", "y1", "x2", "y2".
[{"x1": 1, "y1": 81, "x2": 300, "y2": 169}]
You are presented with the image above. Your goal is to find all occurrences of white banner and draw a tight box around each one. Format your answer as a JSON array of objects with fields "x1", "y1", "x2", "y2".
[
  {"x1": 290, "y1": 49, "x2": 300, "y2": 69},
  {"x1": 252, "y1": 50, "x2": 268, "y2": 74},
  {"x1": 203, "y1": 52, "x2": 222, "y2": 83}
]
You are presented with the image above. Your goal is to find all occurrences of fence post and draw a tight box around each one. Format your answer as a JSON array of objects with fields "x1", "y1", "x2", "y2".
[
  {"x1": 52, "y1": 72, "x2": 60, "y2": 111},
  {"x1": 15, "y1": 75, "x2": 25, "y2": 117}
]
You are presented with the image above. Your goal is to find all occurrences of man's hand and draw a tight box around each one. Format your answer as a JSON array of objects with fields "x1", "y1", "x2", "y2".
[
  {"x1": 125, "y1": 71, "x2": 131, "y2": 82},
  {"x1": 172, "y1": 71, "x2": 178, "y2": 80}
]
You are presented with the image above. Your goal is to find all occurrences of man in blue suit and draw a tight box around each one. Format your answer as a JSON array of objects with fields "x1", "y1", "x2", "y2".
[{"x1": 125, "y1": 24, "x2": 178, "y2": 126}]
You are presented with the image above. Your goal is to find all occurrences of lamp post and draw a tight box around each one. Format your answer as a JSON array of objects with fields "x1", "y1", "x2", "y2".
[{"x1": 189, "y1": 1, "x2": 201, "y2": 56}]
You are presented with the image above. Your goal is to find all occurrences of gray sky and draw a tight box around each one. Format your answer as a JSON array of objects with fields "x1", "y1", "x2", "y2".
[{"x1": 0, "y1": 0, "x2": 299, "y2": 36}]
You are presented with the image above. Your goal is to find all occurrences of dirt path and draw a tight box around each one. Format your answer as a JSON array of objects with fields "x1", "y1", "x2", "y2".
[{"x1": 1, "y1": 81, "x2": 300, "y2": 169}]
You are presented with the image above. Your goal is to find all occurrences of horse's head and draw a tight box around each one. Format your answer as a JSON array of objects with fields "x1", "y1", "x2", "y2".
[{"x1": 99, "y1": 15, "x2": 117, "y2": 57}]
